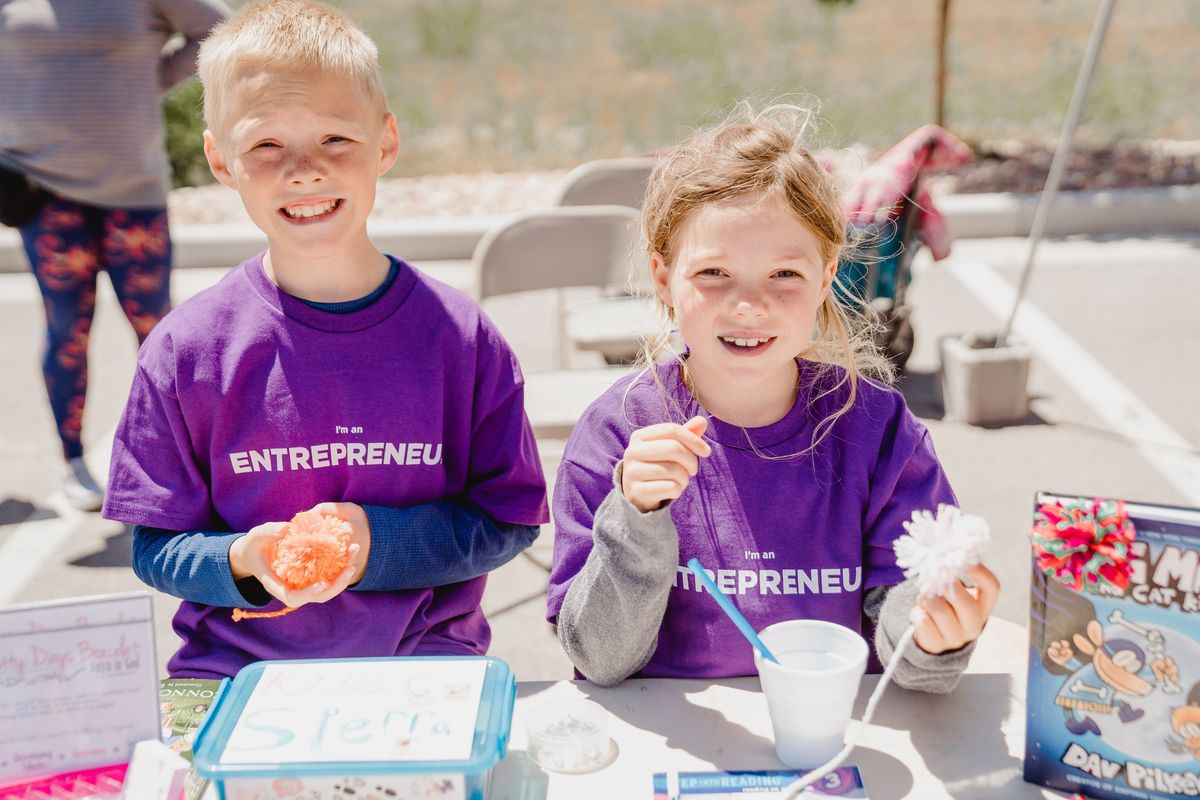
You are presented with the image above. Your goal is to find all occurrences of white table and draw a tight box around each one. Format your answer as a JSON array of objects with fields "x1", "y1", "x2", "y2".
[{"x1": 490, "y1": 618, "x2": 1061, "y2": 799}]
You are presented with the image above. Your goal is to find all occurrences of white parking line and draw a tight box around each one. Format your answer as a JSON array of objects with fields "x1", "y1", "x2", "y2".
[
  {"x1": 0, "y1": 497, "x2": 86, "y2": 605},
  {"x1": 0, "y1": 271, "x2": 39, "y2": 303},
  {"x1": 0, "y1": 431, "x2": 116, "y2": 606},
  {"x1": 949, "y1": 260, "x2": 1200, "y2": 506}
]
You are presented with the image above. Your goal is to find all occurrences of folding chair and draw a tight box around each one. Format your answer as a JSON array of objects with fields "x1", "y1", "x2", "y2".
[
  {"x1": 553, "y1": 157, "x2": 658, "y2": 209},
  {"x1": 473, "y1": 206, "x2": 639, "y2": 437},
  {"x1": 552, "y1": 157, "x2": 661, "y2": 364}
]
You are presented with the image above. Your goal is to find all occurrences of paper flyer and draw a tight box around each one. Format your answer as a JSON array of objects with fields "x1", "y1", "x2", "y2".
[{"x1": 0, "y1": 592, "x2": 160, "y2": 784}]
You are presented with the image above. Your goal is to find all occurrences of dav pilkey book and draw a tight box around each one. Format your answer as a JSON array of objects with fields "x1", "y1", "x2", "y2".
[{"x1": 1025, "y1": 493, "x2": 1200, "y2": 800}]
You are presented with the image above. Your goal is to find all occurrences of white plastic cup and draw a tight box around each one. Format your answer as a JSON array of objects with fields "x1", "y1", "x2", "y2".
[{"x1": 754, "y1": 619, "x2": 869, "y2": 769}]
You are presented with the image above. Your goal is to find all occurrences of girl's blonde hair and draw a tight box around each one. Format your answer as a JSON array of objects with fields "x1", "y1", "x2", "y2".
[
  {"x1": 637, "y1": 102, "x2": 895, "y2": 451},
  {"x1": 198, "y1": 0, "x2": 389, "y2": 136}
]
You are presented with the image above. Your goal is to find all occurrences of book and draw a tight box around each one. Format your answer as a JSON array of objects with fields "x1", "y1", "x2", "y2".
[
  {"x1": 1025, "y1": 493, "x2": 1200, "y2": 800},
  {"x1": 159, "y1": 677, "x2": 227, "y2": 800},
  {"x1": 652, "y1": 767, "x2": 868, "y2": 798},
  {"x1": 160, "y1": 677, "x2": 224, "y2": 762}
]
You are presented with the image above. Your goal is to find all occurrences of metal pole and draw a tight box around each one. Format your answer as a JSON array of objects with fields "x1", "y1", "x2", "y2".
[{"x1": 997, "y1": 0, "x2": 1117, "y2": 347}]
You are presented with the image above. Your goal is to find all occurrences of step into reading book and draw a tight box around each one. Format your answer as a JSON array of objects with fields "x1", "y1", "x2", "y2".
[{"x1": 652, "y1": 766, "x2": 868, "y2": 798}]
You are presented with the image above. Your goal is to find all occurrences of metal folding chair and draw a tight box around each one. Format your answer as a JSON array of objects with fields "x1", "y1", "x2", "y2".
[
  {"x1": 472, "y1": 206, "x2": 640, "y2": 437},
  {"x1": 553, "y1": 157, "x2": 658, "y2": 209}
]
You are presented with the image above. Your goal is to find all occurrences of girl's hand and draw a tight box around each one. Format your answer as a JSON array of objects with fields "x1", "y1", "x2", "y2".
[
  {"x1": 911, "y1": 563, "x2": 1001, "y2": 654},
  {"x1": 620, "y1": 415, "x2": 711, "y2": 513}
]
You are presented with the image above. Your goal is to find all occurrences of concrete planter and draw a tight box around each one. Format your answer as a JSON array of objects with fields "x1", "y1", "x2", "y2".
[{"x1": 940, "y1": 334, "x2": 1032, "y2": 426}]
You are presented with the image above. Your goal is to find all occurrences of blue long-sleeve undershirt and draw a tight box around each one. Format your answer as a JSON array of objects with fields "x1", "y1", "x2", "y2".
[{"x1": 131, "y1": 503, "x2": 538, "y2": 608}]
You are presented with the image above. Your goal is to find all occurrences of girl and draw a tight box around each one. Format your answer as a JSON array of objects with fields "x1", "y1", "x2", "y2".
[{"x1": 546, "y1": 105, "x2": 999, "y2": 689}]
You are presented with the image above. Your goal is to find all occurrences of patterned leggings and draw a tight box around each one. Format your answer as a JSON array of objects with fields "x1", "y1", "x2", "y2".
[{"x1": 20, "y1": 198, "x2": 172, "y2": 460}]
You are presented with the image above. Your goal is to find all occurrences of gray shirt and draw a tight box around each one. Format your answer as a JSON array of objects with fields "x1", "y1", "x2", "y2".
[
  {"x1": 557, "y1": 467, "x2": 976, "y2": 691},
  {"x1": 0, "y1": 0, "x2": 228, "y2": 208}
]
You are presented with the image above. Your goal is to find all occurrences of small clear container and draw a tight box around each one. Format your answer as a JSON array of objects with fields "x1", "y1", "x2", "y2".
[{"x1": 526, "y1": 699, "x2": 612, "y2": 774}]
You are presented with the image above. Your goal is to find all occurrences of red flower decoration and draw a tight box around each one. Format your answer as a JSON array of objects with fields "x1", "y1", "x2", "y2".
[{"x1": 1029, "y1": 497, "x2": 1136, "y2": 593}]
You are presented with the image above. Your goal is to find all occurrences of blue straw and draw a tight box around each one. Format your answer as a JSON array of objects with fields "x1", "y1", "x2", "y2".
[{"x1": 686, "y1": 558, "x2": 778, "y2": 664}]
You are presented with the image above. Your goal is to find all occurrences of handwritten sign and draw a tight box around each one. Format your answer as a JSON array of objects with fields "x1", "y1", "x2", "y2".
[
  {"x1": 220, "y1": 660, "x2": 486, "y2": 764},
  {"x1": 0, "y1": 592, "x2": 159, "y2": 784}
]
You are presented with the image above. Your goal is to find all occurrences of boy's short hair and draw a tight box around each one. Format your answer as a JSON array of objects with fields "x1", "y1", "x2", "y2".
[{"x1": 198, "y1": 0, "x2": 388, "y2": 135}]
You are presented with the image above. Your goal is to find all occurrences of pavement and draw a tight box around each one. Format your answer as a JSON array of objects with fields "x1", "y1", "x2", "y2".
[{"x1": 1, "y1": 211, "x2": 1198, "y2": 682}]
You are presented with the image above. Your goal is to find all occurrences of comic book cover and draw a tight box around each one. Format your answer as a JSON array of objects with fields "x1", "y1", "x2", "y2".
[{"x1": 1025, "y1": 492, "x2": 1200, "y2": 799}]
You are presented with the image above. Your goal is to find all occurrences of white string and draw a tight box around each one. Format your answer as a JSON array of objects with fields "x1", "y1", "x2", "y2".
[
  {"x1": 780, "y1": 625, "x2": 918, "y2": 799},
  {"x1": 775, "y1": 505, "x2": 986, "y2": 797}
]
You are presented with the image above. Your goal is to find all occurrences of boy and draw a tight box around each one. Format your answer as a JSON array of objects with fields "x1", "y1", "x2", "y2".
[{"x1": 102, "y1": 0, "x2": 548, "y2": 679}]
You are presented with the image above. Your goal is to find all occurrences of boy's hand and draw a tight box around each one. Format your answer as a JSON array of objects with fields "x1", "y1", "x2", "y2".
[
  {"x1": 229, "y1": 520, "x2": 286, "y2": 582},
  {"x1": 228, "y1": 504, "x2": 370, "y2": 609},
  {"x1": 269, "y1": 546, "x2": 360, "y2": 610},
  {"x1": 911, "y1": 563, "x2": 1000, "y2": 655},
  {"x1": 230, "y1": 519, "x2": 349, "y2": 609},
  {"x1": 306, "y1": 502, "x2": 372, "y2": 586},
  {"x1": 620, "y1": 415, "x2": 711, "y2": 513}
]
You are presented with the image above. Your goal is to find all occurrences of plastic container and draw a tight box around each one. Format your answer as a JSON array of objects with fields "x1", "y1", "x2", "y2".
[
  {"x1": 525, "y1": 699, "x2": 611, "y2": 773},
  {"x1": 194, "y1": 656, "x2": 515, "y2": 800}
]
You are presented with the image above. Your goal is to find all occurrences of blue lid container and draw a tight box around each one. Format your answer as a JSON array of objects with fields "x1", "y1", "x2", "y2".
[{"x1": 194, "y1": 656, "x2": 515, "y2": 800}]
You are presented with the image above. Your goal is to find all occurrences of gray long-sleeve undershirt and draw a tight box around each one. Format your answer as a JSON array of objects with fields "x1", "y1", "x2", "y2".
[{"x1": 556, "y1": 478, "x2": 975, "y2": 691}]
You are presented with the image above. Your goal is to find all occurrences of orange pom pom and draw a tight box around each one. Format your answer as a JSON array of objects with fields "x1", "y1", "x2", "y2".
[{"x1": 264, "y1": 510, "x2": 353, "y2": 591}]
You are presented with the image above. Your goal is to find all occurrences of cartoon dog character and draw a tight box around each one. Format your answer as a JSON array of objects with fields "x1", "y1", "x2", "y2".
[{"x1": 1047, "y1": 619, "x2": 1176, "y2": 736}]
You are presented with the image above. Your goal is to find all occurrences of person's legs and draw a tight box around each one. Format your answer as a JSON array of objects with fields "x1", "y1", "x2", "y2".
[
  {"x1": 19, "y1": 199, "x2": 104, "y2": 508},
  {"x1": 20, "y1": 200, "x2": 103, "y2": 460},
  {"x1": 101, "y1": 208, "x2": 172, "y2": 344}
]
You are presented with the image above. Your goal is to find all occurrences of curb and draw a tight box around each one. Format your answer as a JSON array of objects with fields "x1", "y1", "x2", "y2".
[
  {"x1": 0, "y1": 216, "x2": 506, "y2": 274},
  {"x1": 1, "y1": 186, "x2": 1196, "y2": 274},
  {"x1": 939, "y1": 184, "x2": 1200, "y2": 239}
]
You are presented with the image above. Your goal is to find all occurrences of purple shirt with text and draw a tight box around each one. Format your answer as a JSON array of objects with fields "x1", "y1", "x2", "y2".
[
  {"x1": 104, "y1": 254, "x2": 548, "y2": 678},
  {"x1": 547, "y1": 360, "x2": 955, "y2": 678}
]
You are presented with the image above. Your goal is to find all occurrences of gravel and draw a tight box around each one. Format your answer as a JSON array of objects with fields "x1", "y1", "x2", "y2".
[
  {"x1": 169, "y1": 169, "x2": 568, "y2": 225},
  {"x1": 167, "y1": 140, "x2": 1200, "y2": 226}
]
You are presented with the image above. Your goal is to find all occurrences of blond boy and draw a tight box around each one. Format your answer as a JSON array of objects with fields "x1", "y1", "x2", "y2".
[{"x1": 103, "y1": 0, "x2": 548, "y2": 678}]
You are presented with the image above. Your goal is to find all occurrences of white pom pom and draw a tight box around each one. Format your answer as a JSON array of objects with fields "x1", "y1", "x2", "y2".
[{"x1": 893, "y1": 504, "x2": 990, "y2": 599}]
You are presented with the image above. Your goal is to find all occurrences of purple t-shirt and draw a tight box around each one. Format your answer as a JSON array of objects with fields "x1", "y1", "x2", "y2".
[
  {"x1": 547, "y1": 360, "x2": 955, "y2": 679},
  {"x1": 103, "y1": 254, "x2": 548, "y2": 678}
]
